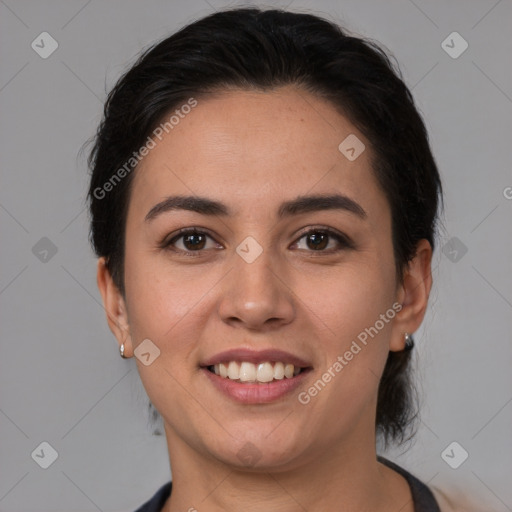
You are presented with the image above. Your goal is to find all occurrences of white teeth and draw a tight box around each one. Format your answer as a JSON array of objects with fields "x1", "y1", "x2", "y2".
[
  {"x1": 239, "y1": 362, "x2": 256, "y2": 382},
  {"x1": 273, "y1": 361, "x2": 285, "y2": 380},
  {"x1": 256, "y1": 362, "x2": 274, "y2": 382},
  {"x1": 211, "y1": 361, "x2": 303, "y2": 383},
  {"x1": 227, "y1": 361, "x2": 239, "y2": 380}
]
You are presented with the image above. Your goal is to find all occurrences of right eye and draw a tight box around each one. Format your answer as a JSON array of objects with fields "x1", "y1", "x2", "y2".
[{"x1": 161, "y1": 228, "x2": 223, "y2": 256}]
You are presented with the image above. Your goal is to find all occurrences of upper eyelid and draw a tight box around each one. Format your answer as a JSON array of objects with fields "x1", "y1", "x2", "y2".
[
  {"x1": 165, "y1": 227, "x2": 218, "y2": 244},
  {"x1": 294, "y1": 225, "x2": 349, "y2": 240}
]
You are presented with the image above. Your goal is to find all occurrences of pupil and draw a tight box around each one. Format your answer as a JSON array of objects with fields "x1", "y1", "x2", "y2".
[
  {"x1": 308, "y1": 232, "x2": 327, "y2": 250},
  {"x1": 185, "y1": 233, "x2": 205, "y2": 250}
]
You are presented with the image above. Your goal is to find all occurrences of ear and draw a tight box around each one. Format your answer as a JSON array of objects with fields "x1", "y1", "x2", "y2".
[
  {"x1": 96, "y1": 257, "x2": 133, "y2": 357},
  {"x1": 390, "y1": 239, "x2": 433, "y2": 352}
]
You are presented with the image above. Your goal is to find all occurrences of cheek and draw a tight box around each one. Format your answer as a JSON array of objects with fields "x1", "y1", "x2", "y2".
[
  {"x1": 122, "y1": 245, "x2": 207, "y2": 346},
  {"x1": 122, "y1": 253, "x2": 213, "y2": 414},
  {"x1": 294, "y1": 258, "x2": 397, "y2": 346},
  {"x1": 292, "y1": 258, "x2": 397, "y2": 415}
]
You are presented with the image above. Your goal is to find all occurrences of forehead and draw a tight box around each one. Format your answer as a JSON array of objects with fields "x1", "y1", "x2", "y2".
[{"x1": 128, "y1": 86, "x2": 388, "y2": 222}]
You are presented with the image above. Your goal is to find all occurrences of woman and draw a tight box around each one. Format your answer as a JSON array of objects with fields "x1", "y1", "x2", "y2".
[{"x1": 88, "y1": 7, "x2": 446, "y2": 511}]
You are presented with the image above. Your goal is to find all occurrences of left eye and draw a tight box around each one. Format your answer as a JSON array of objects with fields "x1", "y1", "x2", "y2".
[{"x1": 293, "y1": 229, "x2": 350, "y2": 252}]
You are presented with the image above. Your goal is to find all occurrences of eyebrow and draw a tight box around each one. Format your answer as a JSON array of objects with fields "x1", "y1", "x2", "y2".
[{"x1": 144, "y1": 193, "x2": 367, "y2": 222}]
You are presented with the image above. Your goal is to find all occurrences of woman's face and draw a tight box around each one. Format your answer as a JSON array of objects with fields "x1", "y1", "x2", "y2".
[{"x1": 103, "y1": 86, "x2": 427, "y2": 471}]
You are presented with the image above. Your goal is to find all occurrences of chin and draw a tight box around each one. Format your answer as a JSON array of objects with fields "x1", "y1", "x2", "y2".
[{"x1": 207, "y1": 431, "x2": 306, "y2": 472}]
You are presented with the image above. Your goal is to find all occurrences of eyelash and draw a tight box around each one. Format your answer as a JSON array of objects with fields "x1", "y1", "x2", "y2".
[{"x1": 159, "y1": 226, "x2": 354, "y2": 257}]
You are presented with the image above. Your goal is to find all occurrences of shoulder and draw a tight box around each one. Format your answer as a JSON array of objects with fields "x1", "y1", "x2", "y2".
[
  {"x1": 133, "y1": 481, "x2": 172, "y2": 512},
  {"x1": 378, "y1": 456, "x2": 441, "y2": 512},
  {"x1": 431, "y1": 485, "x2": 498, "y2": 512}
]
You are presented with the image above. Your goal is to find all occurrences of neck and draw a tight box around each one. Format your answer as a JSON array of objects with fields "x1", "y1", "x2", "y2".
[{"x1": 161, "y1": 425, "x2": 413, "y2": 512}]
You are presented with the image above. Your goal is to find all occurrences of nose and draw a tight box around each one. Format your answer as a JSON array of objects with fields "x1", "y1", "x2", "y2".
[{"x1": 217, "y1": 242, "x2": 296, "y2": 331}]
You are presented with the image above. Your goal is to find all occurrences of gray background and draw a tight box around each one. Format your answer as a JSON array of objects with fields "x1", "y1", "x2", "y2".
[{"x1": 0, "y1": 0, "x2": 511, "y2": 510}]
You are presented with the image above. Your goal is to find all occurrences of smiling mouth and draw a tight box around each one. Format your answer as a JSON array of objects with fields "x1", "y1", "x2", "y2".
[{"x1": 206, "y1": 361, "x2": 309, "y2": 384}]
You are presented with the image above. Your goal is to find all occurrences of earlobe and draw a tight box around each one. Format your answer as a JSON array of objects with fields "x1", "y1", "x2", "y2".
[
  {"x1": 96, "y1": 257, "x2": 133, "y2": 357},
  {"x1": 390, "y1": 239, "x2": 433, "y2": 352}
]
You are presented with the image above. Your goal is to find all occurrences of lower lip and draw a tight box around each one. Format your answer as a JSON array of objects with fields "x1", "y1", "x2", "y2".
[{"x1": 202, "y1": 368, "x2": 310, "y2": 404}]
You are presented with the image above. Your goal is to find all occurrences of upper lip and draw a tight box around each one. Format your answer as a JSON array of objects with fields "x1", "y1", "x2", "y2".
[{"x1": 201, "y1": 348, "x2": 312, "y2": 368}]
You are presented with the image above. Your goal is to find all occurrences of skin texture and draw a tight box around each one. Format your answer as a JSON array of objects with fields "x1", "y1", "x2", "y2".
[{"x1": 97, "y1": 86, "x2": 432, "y2": 512}]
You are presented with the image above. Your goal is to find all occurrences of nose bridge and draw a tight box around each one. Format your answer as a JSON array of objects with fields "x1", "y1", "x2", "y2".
[
  {"x1": 217, "y1": 234, "x2": 295, "y2": 329},
  {"x1": 236, "y1": 238, "x2": 278, "y2": 295}
]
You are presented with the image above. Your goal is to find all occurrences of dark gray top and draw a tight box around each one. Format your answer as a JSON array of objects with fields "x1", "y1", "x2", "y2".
[{"x1": 134, "y1": 456, "x2": 440, "y2": 511}]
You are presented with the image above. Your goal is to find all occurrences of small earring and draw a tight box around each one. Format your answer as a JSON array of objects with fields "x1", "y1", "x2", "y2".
[
  {"x1": 120, "y1": 343, "x2": 127, "y2": 358},
  {"x1": 404, "y1": 333, "x2": 414, "y2": 351}
]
